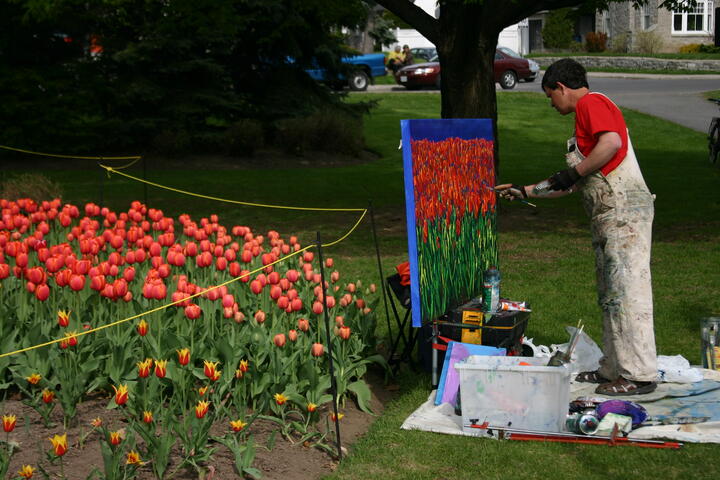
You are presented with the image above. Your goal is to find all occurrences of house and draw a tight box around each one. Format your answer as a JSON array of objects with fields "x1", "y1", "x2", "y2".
[
  {"x1": 392, "y1": 0, "x2": 530, "y2": 54},
  {"x1": 596, "y1": 0, "x2": 717, "y2": 52},
  {"x1": 527, "y1": 2, "x2": 717, "y2": 53}
]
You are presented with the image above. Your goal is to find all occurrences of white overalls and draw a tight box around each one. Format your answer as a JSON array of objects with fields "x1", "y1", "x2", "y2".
[{"x1": 567, "y1": 117, "x2": 657, "y2": 382}]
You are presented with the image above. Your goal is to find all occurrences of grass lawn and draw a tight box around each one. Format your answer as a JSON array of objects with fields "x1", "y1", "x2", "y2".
[{"x1": 4, "y1": 92, "x2": 720, "y2": 479}]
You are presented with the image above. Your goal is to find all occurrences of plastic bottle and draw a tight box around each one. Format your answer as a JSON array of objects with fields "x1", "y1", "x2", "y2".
[
  {"x1": 481, "y1": 266, "x2": 501, "y2": 313},
  {"x1": 532, "y1": 179, "x2": 553, "y2": 197}
]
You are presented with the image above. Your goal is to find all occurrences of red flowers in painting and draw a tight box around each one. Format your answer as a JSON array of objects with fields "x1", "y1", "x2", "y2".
[{"x1": 411, "y1": 138, "x2": 495, "y2": 242}]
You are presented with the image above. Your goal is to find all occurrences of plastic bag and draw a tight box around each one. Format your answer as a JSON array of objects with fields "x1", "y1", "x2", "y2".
[{"x1": 657, "y1": 355, "x2": 704, "y2": 383}]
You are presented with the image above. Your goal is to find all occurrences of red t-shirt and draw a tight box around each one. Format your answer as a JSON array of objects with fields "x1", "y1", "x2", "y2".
[{"x1": 575, "y1": 92, "x2": 628, "y2": 176}]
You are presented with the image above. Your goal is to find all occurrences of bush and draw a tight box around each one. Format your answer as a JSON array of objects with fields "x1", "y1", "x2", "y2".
[
  {"x1": 274, "y1": 109, "x2": 364, "y2": 157},
  {"x1": 151, "y1": 130, "x2": 191, "y2": 156},
  {"x1": 542, "y1": 8, "x2": 574, "y2": 49},
  {"x1": 568, "y1": 40, "x2": 584, "y2": 52},
  {"x1": 699, "y1": 44, "x2": 720, "y2": 54},
  {"x1": 585, "y1": 32, "x2": 608, "y2": 52},
  {"x1": 609, "y1": 32, "x2": 630, "y2": 53},
  {"x1": 680, "y1": 43, "x2": 702, "y2": 53},
  {"x1": 1, "y1": 173, "x2": 62, "y2": 202},
  {"x1": 635, "y1": 31, "x2": 664, "y2": 54},
  {"x1": 223, "y1": 119, "x2": 265, "y2": 157}
]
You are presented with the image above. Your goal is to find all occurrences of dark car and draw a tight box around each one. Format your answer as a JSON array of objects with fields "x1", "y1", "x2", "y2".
[
  {"x1": 395, "y1": 48, "x2": 539, "y2": 90},
  {"x1": 410, "y1": 47, "x2": 437, "y2": 61}
]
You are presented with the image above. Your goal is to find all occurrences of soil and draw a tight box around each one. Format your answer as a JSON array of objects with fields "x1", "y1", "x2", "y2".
[{"x1": 4, "y1": 370, "x2": 396, "y2": 480}]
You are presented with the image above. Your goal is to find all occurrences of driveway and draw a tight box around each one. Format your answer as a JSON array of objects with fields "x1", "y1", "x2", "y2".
[{"x1": 367, "y1": 73, "x2": 720, "y2": 133}]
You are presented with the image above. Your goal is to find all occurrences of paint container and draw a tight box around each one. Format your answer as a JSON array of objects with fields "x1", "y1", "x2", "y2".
[
  {"x1": 700, "y1": 317, "x2": 720, "y2": 370},
  {"x1": 566, "y1": 413, "x2": 600, "y2": 435}
]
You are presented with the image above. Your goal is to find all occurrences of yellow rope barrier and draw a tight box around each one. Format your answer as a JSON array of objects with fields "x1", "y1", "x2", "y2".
[
  {"x1": 99, "y1": 164, "x2": 366, "y2": 212},
  {"x1": 0, "y1": 245, "x2": 310, "y2": 359},
  {"x1": 0, "y1": 144, "x2": 141, "y2": 162}
]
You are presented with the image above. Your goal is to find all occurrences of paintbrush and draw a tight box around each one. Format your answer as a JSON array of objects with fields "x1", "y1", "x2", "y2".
[{"x1": 484, "y1": 185, "x2": 537, "y2": 208}]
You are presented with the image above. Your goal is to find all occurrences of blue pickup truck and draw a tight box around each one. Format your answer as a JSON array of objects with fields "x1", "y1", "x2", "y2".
[{"x1": 305, "y1": 53, "x2": 387, "y2": 91}]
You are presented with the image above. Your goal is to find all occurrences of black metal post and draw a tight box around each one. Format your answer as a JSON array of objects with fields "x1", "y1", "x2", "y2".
[
  {"x1": 368, "y1": 200, "x2": 394, "y2": 348},
  {"x1": 316, "y1": 232, "x2": 342, "y2": 461}
]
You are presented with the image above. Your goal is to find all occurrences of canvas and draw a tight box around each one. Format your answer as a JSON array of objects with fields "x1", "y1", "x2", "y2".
[{"x1": 401, "y1": 119, "x2": 498, "y2": 327}]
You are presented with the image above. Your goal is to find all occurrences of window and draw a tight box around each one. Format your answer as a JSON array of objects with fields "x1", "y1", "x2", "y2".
[
  {"x1": 672, "y1": 0, "x2": 714, "y2": 34},
  {"x1": 641, "y1": 4, "x2": 652, "y2": 30}
]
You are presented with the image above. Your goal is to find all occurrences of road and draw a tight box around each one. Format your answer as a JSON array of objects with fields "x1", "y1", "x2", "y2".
[{"x1": 367, "y1": 73, "x2": 720, "y2": 133}]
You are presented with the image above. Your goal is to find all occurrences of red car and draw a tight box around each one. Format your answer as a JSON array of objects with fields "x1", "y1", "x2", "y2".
[{"x1": 395, "y1": 47, "x2": 539, "y2": 90}]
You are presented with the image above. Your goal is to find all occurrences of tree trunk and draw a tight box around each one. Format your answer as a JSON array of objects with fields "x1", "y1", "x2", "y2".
[{"x1": 436, "y1": 2, "x2": 501, "y2": 169}]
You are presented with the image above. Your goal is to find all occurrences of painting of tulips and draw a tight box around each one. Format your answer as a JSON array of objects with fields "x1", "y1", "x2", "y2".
[
  {"x1": 401, "y1": 119, "x2": 498, "y2": 327},
  {"x1": 0, "y1": 197, "x2": 383, "y2": 478}
]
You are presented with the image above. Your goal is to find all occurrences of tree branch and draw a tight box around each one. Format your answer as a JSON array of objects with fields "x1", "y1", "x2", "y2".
[{"x1": 373, "y1": 0, "x2": 440, "y2": 45}]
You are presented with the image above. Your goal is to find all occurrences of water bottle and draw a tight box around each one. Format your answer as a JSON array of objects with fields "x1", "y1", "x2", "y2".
[
  {"x1": 481, "y1": 266, "x2": 501, "y2": 313},
  {"x1": 532, "y1": 179, "x2": 553, "y2": 197}
]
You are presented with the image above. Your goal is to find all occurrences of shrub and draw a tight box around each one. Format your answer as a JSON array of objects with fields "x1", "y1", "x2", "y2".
[
  {"x1": 635, "y1": 31, "x2": 664, "y2": 54},
  {"x1": 609, "y1": 32, "x2": 630, "y2": 53},
  {"x1": 585, "y1": 32, "x2": 608, "y2": 52},
  {"x1": 542, "y1": 8, "x2": 574, "y2": 49},
  {"x1": 569, "y1": 40, "x2": 584, "y2": 52},
  {"x1": 699, "y1": 44, "x2": 720, "y2": 54},
  {"x1": 151, "y1": 130, "x2": 191, "y2": 156},
  {"x1": 275, "y1": 109, "x2": 364, "y2": 157},
  {"x1": 223, "y1": 119, "x2": 265, "y2": 157},
  {"x1": 1, "y1": 173, "x2": 62, "y2": 202},
  {"x1": 680, "y1": 43, "x2": 701, "y2": 53}
]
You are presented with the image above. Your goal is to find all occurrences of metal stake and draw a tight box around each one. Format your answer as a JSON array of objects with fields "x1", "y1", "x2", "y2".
[
  {"x1": 368, "y1": 200, "x2": 394, "y2": 348},
  {"x1": 316, "y1": 232, "x2": 342, "y2": 461}
]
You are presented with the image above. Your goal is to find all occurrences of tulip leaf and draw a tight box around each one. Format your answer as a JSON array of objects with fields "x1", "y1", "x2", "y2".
[{"x1": 347, "y1": 379, "x2": 374, "y2": 414}]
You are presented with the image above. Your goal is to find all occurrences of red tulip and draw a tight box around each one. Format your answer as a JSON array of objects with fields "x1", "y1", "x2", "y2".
[
  {"x1": 288, "y1": 329, "x2": 298, "y2": 342},
  {"x1": 177, "y1": 348, "x2": 190, "y2": 366},
  {"x1": 184, "y1": 304, "x2": 201, "y2": 320},
  {"x1": 312, "y1": 301, "x2": 323, "y2": 315},
  {"x1": 254, "y1": 310, "x2": 266, "y2": 324},
  {"x1": 250, "y1": 280, "x2": 263, "y2": 295},
  {"x1": 338, "y1": 325, "x2": 351, "y2": 340},
  {"x1": 273, "y1": 333, "x2": 286, "y2": 347},
  {"x1": 297, "y1": 318, "x2": 309, "y2": 332},
  {"x1": 311, "y1": 343, "x2": 324, "y2": 357},
  {"x1": 35, "y1": 284, "x2": 50, "y2": 301}
]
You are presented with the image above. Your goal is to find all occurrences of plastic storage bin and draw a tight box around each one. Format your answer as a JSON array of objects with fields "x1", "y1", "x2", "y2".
[{"x1": 455, "y1": 355, "x2": 571, "y2": 434}]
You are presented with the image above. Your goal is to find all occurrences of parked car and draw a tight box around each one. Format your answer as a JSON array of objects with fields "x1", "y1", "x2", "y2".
[
  {"x1": 410, "y1": 47, "x2": 437, "y2": 61},
  {"x1": 394, "y1": 48, "x2": 539, "y2": 90},
  {"x1": 304, "y1": 53, "x2": 387, "y2": 91}
]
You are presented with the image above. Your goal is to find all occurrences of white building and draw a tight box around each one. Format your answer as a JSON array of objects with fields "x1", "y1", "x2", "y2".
[{"x1": 393, "y1": 0, "x2": 530, "y2": 54}]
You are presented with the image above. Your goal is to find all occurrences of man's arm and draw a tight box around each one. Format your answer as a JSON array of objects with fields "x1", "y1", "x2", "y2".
[
  {"x1": 548, "y1": 130, "x2": 622, "y2": 191},
  {"x1": 574, "y1": 131, "x2": 622, "y2": 177}
]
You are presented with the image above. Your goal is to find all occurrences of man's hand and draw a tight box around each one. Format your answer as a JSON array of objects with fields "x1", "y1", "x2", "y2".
[
  {"x1": 495, "y1": 184, "x2": 527, "y2": 201},
  {"x1": 548, "y1": 167, "x2": 581, "y2": 191}
]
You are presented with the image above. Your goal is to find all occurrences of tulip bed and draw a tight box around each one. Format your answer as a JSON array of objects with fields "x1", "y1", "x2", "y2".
[{"x1": 0, "y1": 197, "x2": 381, "y2": 478}]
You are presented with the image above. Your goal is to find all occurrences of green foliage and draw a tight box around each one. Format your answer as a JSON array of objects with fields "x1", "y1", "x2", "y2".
[
  {"x1": 699, "y1": 44, "x2": 720, "y2": 54},
  {"x1": 0, "y1": 0, "x2": 374, "y2": 153},
  {"x1": 224, "y1": 119, "x2": 266, "y2": 157},
  {"x1": 541, "y1": 8, "x2": 574, "y2": 49},
  {"x1": 274, "y1": 108, "x2": 365, "y2": 156},
  {"x1": 585, "y1": 32, "x2": 608, "y2": 52}
]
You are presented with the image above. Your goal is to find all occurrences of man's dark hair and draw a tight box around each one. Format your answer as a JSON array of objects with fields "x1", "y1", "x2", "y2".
[{"x1": 541, "y1": 58, "x2": 589, "y2": 90}]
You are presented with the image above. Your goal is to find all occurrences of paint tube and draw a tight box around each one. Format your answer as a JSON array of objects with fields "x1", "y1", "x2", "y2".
[{"x1": 499, "y1": 300, "x2": 531, "y2": 312}]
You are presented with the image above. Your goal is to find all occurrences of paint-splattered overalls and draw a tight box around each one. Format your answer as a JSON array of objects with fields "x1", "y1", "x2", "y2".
[{"x1": 567, "y1": 123, "x2": 657, "y2": 383}]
